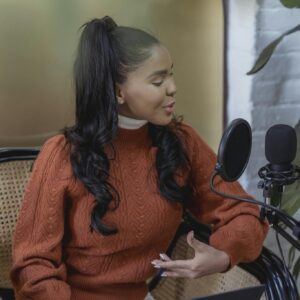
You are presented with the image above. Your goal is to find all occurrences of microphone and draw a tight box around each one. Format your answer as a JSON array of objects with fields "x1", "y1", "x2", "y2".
[
  {"x1": 258, "y1": 125, "x2": 300, "y2": 209},
  {"x1": 266, "y1": 124, "x2": 297, "y2": 172},
  {"x1": 258, "y1": 124, "x2": 299, "y2": 188}
]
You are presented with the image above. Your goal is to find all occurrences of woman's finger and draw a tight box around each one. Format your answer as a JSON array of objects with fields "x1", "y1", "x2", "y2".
[
  {"x1": 155, "y1": 258, "x2": 192, "y2": 270},
  {"x1": 151, "y1": 253, "x2": 172, "y2": 265},
  {"x1": 161, "y1": 269, "x2": 196, "y2": 278},
  {"x1": 159, "y1": 253, "x2": 171, "y2": 261},
  {"x1": 186, "y1": 231, "x2": 210, "y2": 251}
]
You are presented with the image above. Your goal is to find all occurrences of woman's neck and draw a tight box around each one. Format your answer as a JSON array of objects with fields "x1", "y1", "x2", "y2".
[{"x1": 118, "y1": 114, "x2": 148, "y2": 129}]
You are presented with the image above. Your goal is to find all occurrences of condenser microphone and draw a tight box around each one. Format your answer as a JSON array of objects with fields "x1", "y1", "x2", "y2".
[
  {"x1": 265, "y1": 124, "x2": 297, "y2": 172},
  {"x1": 259, "y1": 124, "x2": 300, "y2": 187}
]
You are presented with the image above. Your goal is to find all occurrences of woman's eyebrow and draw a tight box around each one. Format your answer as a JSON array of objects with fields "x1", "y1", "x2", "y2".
[{"x1": 147, "y1": 63, "x2": 174, "y2": 79}]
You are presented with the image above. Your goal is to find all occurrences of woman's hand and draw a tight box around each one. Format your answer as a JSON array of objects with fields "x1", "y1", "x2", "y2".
[{"x1": 151, "y1": 231, "x2": 230, "y2": 279}]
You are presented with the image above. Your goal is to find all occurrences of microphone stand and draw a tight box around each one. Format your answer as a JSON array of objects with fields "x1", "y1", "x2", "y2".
[{"x1": 258, "y1": 164, "x2": 300, "y2": 251}]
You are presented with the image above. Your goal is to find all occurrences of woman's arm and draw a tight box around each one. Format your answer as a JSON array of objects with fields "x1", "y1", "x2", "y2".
[
  {"x1": 10, "y1": 136, "x2": 71, "y2": 300},
  {"x1": 184, "y1": 124, "x2": 269, "y2": 268}
]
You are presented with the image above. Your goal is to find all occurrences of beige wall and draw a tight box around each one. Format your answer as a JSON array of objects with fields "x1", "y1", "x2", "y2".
[{"x1": 0, "y1": 0, "x2": 223, "y2": 151}]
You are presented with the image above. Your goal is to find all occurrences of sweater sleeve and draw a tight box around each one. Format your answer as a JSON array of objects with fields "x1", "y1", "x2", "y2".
[
  {"x1": 181, "y1": 124, "x2": 269, "y2": 268},
  {"x1": 10, "y1": 135, "x2": 71, "y2": 300}
]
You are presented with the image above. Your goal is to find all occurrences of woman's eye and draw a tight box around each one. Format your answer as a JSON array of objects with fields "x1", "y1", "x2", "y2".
[{"x1": 152, "y1": 81, "x2": 163, "y2": 86}]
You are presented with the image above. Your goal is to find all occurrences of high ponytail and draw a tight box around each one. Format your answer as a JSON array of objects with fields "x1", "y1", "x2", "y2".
[
  {"x1": 74, "y1": 17, "x2": 118, "y2": 140},
  {"x1": 65, "y1": 17, "x2": 120, "y2": 235}
]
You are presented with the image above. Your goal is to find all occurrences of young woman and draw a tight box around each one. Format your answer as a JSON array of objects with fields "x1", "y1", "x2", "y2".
[{"x1": 10, "y1": 16, "x2": 268, "y2": 300}]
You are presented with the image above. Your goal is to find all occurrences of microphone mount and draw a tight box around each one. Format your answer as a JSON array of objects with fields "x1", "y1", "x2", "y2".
[{"x1": 258, "y1": 164, "x2": 300, "y2": 186}]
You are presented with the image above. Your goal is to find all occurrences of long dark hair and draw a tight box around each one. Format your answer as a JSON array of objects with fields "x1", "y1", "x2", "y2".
[{"x1": 64, "y1": 16, "x2": 193, "y2": 236}]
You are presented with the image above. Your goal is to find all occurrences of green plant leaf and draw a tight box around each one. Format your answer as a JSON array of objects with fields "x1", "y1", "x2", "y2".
[
  {"x1": 292, "y1": 256, "x2": 300, "y2": 280},
  {"x1": 282, "y1": 193, "x2": 300, "y2": 216},
  {"x1": 280, "y1": 0, "x2": 300, "y2": 8},
  {"x1": 288, "y1": 246, "x2": 296, "y2": 268},
  {"x1": 247, "y1": 24, "x2": 300, "y2": 75},
  {"x1": 281, "y1": 182, "x2": 300, "y2": 214}
]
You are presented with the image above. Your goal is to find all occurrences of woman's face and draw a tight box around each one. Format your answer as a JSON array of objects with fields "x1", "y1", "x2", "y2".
[{"x1": 116, "y1": 45, "x2": 177, "y2": 126}]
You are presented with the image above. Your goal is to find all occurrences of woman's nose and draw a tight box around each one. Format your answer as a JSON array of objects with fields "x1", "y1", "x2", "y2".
[{"x1": 167, "y1": 77, "x2": 177, "y2": 96}]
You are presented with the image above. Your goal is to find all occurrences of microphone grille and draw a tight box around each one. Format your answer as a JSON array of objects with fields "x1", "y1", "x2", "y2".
[{"x1": 265, "y1": 124, "x2": 297, "y2": 164}]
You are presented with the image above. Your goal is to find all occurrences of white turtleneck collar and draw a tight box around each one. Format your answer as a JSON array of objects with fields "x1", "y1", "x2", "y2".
[{"x1": 118, "y1": 114, "x2": 148, "y2": 129}]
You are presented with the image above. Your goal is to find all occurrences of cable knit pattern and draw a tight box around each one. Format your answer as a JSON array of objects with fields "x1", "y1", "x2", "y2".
[{"x1": 10, "y1": 122, "x2": 268, "y2": 300}]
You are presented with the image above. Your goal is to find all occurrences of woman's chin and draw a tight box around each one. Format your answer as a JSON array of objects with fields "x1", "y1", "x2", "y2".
[{"x1": 151, "y1": 116, "x2": 174, "y2": 126}]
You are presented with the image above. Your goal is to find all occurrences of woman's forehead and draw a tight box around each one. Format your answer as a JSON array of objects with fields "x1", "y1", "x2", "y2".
[{"x1": 133, "y1": 46, "x2": 173, "y2": 77}]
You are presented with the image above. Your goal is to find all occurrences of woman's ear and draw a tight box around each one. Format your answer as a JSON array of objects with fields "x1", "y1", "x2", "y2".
[{"x1": 115, "y1": 84, "x2": 125, "y2": 105}]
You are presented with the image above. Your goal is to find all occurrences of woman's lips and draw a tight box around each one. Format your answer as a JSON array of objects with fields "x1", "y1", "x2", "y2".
[
  {"x1": 163, "y1": 100, "x2": 175, "y2": 108},
  {"x1": 163, "y1": 101, "x2": 176, "y2": 113}
]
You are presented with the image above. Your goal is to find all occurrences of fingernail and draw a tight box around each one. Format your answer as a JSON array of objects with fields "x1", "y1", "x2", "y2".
[
  {"x1": 191, "y1": 231, "x2": 194, "y2": 239},
  {"x1": 151, "y1": 260, "x2": 161, "y2": 269},
  {"x1": 161, "y1": 272, "x2": 167, "y2": 277},
  {"x1": 159, "y1": 253, "x2": 166, "y2": 261}
]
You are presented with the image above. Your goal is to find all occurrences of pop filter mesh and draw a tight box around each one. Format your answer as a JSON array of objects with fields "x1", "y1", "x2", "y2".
[{"x1": 224, "y1": 123, "x2": 251, "y2": 180}]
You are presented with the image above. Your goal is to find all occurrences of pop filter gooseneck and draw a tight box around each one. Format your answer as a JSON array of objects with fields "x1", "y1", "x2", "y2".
[{"x1": 215, "y1": 118, "x2": 252, "y2": 181}]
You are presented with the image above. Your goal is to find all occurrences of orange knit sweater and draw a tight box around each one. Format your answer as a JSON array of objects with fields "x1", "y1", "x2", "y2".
[{"x1": 10, "y1": 123, "x2": 268, "y2": 300}]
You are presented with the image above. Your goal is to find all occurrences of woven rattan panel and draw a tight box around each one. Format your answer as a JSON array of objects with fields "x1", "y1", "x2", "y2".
[
  {"x1": 0, "y1": 160, "x2": 34, "y2": 288},
  {"x1": 151, "y1": 235, "x2": 266, "y2": 300}
]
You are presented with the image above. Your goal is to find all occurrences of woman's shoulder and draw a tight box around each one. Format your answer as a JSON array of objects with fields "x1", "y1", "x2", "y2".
[
  {"x1": 28, "y1": 134, "x2": 74, "y2": 184},
  {"x1": 175, "y1": 120, "x2": 214, "y2": 157},
  {"x1": 37, "y1": 134, "x2": 70, "y2": 167},
  {"x1": 42, "y1": 133, "x2": 67, "y2": 149},
  {"x1": 41, "y1": 133, "x2": 69, "y2": 152},
  {"x1": 175, "y1": 121, "x2": 204, "y2": 144}
]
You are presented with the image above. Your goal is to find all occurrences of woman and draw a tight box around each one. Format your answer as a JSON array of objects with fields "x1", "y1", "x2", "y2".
[{"x1": 10, "y1": 16, "x2": 268, "y2": 300}]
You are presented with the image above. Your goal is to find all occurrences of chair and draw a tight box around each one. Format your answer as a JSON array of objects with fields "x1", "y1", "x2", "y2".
[
  {"x1": 0, "y1": 148, "x2": 39, "y2": 300},
  {"x1": 148, "y1": 212, "x2": 299, "y2": 300},
  {"x1": 0, "y1": 148, "x2": 298, "y2": 300}
]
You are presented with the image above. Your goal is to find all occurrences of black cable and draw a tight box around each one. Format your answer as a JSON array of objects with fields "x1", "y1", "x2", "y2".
[
  {"x1": 268, "y1": 250, "x2": 298, "y2": 299},
  {"x1": 261, "y1": 253, "x2": 287, "y2": 299},
  {"x1": 210, "y1": 171, "x2": 298, "y2": 227},
  {"x1": 275, "y1": 232, "x2": 292, "y2": 299}
]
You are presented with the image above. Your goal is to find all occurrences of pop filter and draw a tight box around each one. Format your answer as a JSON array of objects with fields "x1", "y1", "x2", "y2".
[{"x1": 215, "y1": 118, "x2": 252, "y2": 181}]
